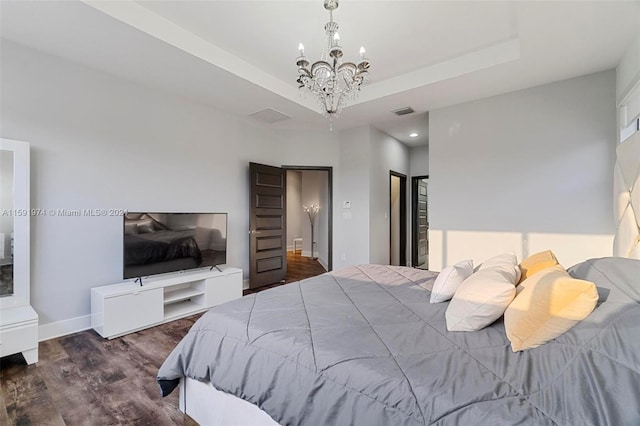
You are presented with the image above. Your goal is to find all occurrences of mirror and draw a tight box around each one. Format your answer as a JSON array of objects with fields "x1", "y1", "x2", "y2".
[
  {"x1": 0, "y1": 139, "x2": 30, "y2": 310},
  {"x1": 0, "y1": 149, "x2": 14, "y2": 296}
]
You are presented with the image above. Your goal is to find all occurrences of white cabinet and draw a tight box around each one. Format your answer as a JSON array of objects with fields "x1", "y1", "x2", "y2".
[
  {"x1": 91, "y1": 267, "x2": 242, "y2": 339},
  {"x1": 103, "y1": 289, "x2": 163, "y2": 337},
  {"x1": 0, "y1": 306, "x2": 38, "y2": 364}
]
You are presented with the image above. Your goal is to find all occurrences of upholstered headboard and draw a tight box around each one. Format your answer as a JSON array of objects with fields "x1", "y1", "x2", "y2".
[{"x1": 614, "y1": 132, "x2": 640, "y2": 259}]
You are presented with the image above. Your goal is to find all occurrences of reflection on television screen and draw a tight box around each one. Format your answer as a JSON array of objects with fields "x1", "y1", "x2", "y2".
[{"x1": 123, "y1": 212, "x2": 227, "y2": 279}]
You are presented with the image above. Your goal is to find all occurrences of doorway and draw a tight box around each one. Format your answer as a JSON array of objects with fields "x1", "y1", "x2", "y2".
[
  {"x1": 389, "y1": 171, "x2": 407, "y2": 266},
  {"x1": 249, "y1": 163, "x2": 332, "y2": 289},
  {"x1": 412, "y1": 176, "x2": 429, "y2": 269},
  {"x1": 284, "y1": 167, "x2": 332, "y2": 283}
]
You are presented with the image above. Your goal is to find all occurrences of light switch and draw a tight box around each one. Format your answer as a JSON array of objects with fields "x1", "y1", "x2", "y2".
[
  {"x1": 343, "y1": 201, "x2": 351, "y2": 209},
  {"x1": 343, "y1": 211, "x2": 352, "y2": 220}
]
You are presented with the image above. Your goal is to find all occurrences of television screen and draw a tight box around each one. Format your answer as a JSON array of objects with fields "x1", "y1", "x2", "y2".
[{"x1": 123, "y1": 212, "x2": 227, "y2": 279}]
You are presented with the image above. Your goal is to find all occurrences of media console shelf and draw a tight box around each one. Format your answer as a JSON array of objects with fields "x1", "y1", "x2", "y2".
[{"x1": 91, "y1": 267, "x2": 242, "y2": 339}]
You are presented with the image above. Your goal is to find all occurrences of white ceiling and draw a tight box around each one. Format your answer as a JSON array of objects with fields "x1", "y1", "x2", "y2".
[{"x1": 1, "y1": 1, "x2": 639, "y2": 147}]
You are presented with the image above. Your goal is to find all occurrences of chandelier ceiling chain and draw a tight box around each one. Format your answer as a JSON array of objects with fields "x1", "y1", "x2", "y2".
[{"x1": 296, "y1": 0, "x2": 370, "y2": 126}]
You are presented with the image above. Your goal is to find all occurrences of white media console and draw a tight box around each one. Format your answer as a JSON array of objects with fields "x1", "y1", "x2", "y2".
[{"x1": 91, "y1": 267, "x2": 242, "y2": 339}]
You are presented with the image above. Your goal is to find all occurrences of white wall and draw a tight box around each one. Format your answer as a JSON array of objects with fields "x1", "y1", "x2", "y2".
[
  {"x1": 335, "y1": 126, "x2": 371, "y2": 268},
  {"x1": 429, "y1": 70, "x2": 616, "y2": 271},
  {"x1": 0, "y1": 40, "x2": 340, "y2": 337},
  {"x1": 409, "y1": 145, "x2": 429, "y2": 177},
  {"x1": 285, "y1": 170, "x2": 302, "y2": 250}
]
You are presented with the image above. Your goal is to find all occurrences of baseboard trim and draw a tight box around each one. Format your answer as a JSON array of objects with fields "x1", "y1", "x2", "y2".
[
  {"x1": 38, "y1": 314, "x2": 92, "y2": 342},
  {"x1": 300, "y1": 251, "x2": 327, "y2": 270},
  {"x1": 318, "y1": 257, "x2": 328, "y2": 271},
  {"x1": 242, "y1": 278, "x2": 250, "y2": 290}
]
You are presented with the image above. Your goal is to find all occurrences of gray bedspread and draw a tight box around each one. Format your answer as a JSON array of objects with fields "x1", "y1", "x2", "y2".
[{"x1": 158, "y1": 259, "x2": 640, "y2": 425}]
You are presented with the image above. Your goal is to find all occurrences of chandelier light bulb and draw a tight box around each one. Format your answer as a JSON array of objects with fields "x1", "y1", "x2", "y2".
[
  {"x1": 333, "y1": 32, "x2": 340, "y2": 44},
  {"x1": 359, "y1": 46, "x2": 366, "y2": 58},
  {"x1": 298, "y1": 43, "x2": 305, "y2": 56}
]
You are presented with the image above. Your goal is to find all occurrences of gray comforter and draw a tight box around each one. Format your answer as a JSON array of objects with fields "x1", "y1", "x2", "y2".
[{"x1": 158, "y1": 259, "x2": 640, "y2": 425}]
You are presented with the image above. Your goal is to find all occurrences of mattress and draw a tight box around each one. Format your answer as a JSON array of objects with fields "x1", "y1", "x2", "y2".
[{"x1": 158, "y1": 259, "x2": 640, "y2": 425}]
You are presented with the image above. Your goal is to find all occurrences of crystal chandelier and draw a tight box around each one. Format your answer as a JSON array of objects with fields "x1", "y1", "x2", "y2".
[{"x1": 296, "y1": 0, "x2": 370, "y2": 123}]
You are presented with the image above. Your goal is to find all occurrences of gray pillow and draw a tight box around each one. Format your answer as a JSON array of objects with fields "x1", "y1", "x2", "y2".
[
  {"x1": 137, "y1": 220, "x2": 155, "y2": 234},
  {"x1": 124, "y1": 222, "x2": 138, "y2": 236}
]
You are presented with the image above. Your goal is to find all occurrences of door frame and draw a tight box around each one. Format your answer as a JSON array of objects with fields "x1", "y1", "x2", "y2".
[
  {"x1": 389, "y1": 171, "x2": 407, "y2": 266},
  {"x1": 411, "y1": 175, "x2": 429, "y2": 269},
  {"x1": 282, "y1": 165, "x2": 333, "y2": 272}
]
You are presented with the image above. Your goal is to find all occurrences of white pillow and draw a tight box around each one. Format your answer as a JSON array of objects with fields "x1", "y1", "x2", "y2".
[
  {"x1": 479, "y1": 252, "x2": 522, "y2": 280},
  {"x1": 430, "y1": 259, "x2": 474, "y2": 303},
  {"x1": 445, "y1": 253, "x2": 519, "y2": 332}
]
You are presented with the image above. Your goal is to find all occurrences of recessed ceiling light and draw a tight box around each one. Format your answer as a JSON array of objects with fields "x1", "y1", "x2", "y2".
[{"x1": 409, "y1": 132, "x2": 419, "y2": 138}]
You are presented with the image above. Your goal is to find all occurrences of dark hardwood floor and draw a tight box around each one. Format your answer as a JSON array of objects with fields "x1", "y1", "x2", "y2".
[
  {"x1": 244, "y1": 250, "x2": 327, "y2": 295},
  {"x1": 285, "y1": 250, "x2": 327, "y2": 283},
  {"x1": 1, "y1": 256, "x2": 327, "y2": 425},
  {"x1": 0, "y1": 316, "x2": 201, "y2": 426}
]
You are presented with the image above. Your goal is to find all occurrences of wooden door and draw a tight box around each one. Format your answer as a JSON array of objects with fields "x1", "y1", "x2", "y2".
[
  {"x1": 413, "y1": 177, "x2": 429, "y2": 269},
  {"x1": 249, "y1": 163, "x2": 287, "y2": 288}
]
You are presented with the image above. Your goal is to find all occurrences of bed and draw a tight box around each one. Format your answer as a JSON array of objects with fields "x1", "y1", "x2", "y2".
[
  {"x1": 158, "y1": 259, "x2": 640, "y2": 425},
  {"x1": 159, "y1": 132, "x2": 640, "y2": 425}
]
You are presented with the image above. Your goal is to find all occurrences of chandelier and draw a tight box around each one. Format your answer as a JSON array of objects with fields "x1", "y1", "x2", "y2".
[{"x1": 296, "y1": 0, "x2": 370, "y2": 123}]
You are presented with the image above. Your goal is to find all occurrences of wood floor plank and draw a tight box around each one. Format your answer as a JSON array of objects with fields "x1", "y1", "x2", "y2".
[
  {"x1": 36, "y1": 338, "x2": 69, "y2": 366},
  {"x1": 244, "y1": 250, "x2": 327, "y2": 295},
  {"x1": 1, "y1": 354, "x2": 66, "y2": 425},
  {"x1": 40, "y1": 356, "x2": 121, "y2": 425}
]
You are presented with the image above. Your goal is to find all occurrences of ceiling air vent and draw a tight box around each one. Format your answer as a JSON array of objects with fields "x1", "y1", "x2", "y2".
[
  {"x1": 392, "y1": 106, "x2": 415, "y2": 116},
  {"x1": 249, "y1": 108, "x2": 291, "y2": 124}
]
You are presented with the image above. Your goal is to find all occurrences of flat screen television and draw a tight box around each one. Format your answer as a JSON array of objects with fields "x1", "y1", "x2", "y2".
[{"x1": 123, "y1": 212, "x2": 227, "y2": 279}]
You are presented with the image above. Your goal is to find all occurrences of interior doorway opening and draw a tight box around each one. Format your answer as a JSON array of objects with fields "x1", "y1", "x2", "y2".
[
  {"x1": 284, "y1": 167, "x2": 332, "y2": 283},
  {"x1": 390, "y1": 171, "x2": 407, "y2": 266},
  {"x1": 248, "y1": 163, "x2": 333, "y2": 290}
]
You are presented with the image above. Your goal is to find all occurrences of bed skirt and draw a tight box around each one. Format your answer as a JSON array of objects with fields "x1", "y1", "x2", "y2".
[{"x1": 180, "y1": 377, "x2": 279, "y2": 426}]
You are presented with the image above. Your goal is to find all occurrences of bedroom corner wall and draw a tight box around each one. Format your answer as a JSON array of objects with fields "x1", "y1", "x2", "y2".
[
  {"x1": 368, "y1": 127, "x2": 410, "y2": 265},
  {"x1": 0, "y1": 40, "x2": 340, "y2": 339},
  {"x1": 334, "y1": 126, "x2": 410, "y2": 268},
  {"x1": 429, "y1": 70, "x2": 617, "y2": 271}
]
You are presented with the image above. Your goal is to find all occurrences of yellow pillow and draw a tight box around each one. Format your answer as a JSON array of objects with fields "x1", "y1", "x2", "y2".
[
  {"x1": 504, "y1": 264, "x2": 598, "y2": 352},
  {"x1": 518, "y1": 250, "x2": 559, "y2": 284}
]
